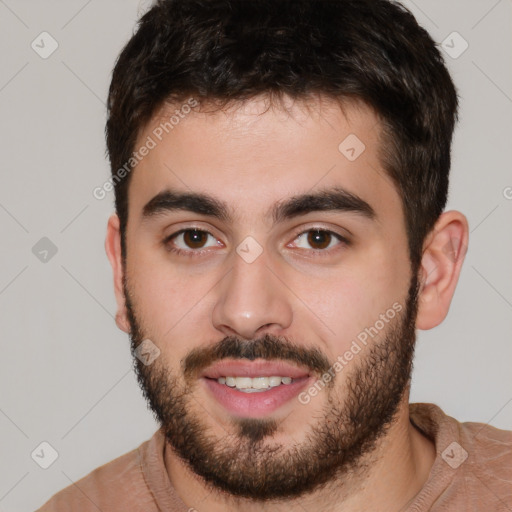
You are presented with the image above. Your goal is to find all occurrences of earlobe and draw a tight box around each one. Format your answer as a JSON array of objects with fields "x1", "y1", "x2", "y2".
[
  {"x1": 415, "y1": 210, "x2": 469, "y2": 330},
  {"x1": 105, "y1": 213, "x2": 131, "y2": 334}
]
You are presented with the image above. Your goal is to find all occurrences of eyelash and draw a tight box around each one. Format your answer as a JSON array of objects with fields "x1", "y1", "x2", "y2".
[{"x1": 163, "y1": 227, "x2": 350, "y2": 258}]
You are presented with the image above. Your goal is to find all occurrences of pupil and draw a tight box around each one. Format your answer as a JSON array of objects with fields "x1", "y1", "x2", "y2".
[
  {"x1": 307, "y1": 230, "x2": 330, "y2": 249},
  {"x1": 184, "y1": 230, "x2": 206, "y2": 248}
]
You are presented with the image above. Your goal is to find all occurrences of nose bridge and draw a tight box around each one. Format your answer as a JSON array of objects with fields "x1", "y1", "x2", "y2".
[{"x1": 212, "y1": 249, "x2": 293, "y2": 339}]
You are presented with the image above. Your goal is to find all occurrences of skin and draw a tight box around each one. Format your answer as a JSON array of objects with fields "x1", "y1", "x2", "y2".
[{"x1": 105, "y1": 94, "x2": 469, "y2": 511}]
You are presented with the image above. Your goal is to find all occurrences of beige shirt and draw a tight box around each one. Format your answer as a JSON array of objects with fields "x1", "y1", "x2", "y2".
[{"x1": 35, "y1": 403, "x2": 512, "y2": 511}]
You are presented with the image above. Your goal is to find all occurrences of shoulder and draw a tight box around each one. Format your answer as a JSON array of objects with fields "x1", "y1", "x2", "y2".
[
  {"x1": 460, "y1": 418, "x2": 512, "y2": 472},
  {"x1": 409, "y1": 403, "x2": 512, "y2": 509},
  {"x1": 35, "y1": 436, "x2": 157, "y2": 512},
  {"x1": 458, "y1": 419, "x2": 512, "y2": 508},
  {"x1": 411, "y1": 402, "x2": 512, "y2": 457}
]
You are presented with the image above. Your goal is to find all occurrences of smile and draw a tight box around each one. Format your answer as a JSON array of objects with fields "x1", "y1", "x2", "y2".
[
  {"x1": 216, "y1": 375, "x2": 294, "y2": 392},
  {"x1": 200, "y1": 359, "x2": 313, "y2": 417}
]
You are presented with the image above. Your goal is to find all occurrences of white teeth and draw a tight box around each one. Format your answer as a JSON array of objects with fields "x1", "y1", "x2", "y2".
[
  {"x1": 235, "y1": 377, "x2": 253, "y2": 389},
  {"x1": 269, "y1": 376, "x2": 283, "y2": 387},
  {"x1": 216, "y1": 376, "x2": 295, "y2": 391},
  {"x1": 252, "y1": 377, "x2": 269, "y2": 389}
]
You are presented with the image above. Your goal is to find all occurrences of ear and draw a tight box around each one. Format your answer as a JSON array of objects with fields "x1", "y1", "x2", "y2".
[
  {"x1": 415, "y1": 210, "x2": 469, "y2": 330},
  {"x1": 105, "y1": 213, "x2": 131, "y2": 333}
]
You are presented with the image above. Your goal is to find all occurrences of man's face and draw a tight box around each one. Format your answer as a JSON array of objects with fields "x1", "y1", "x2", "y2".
[{"x1": 121, "y1": 95, "x2": 419, "y2": 499}]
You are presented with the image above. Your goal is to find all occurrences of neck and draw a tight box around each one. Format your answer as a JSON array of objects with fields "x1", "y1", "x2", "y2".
[{"x1": 164, "y1": 398, "x2": 436, "y2": 512}]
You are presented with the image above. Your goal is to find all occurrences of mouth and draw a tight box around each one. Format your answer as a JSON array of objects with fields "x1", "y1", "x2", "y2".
[
  {"x1": 200, "y1": 360, "x2": 313, "y2": 418},
  {"x1": 214, "y1": 375, "x2": 300, "y2": 392}
]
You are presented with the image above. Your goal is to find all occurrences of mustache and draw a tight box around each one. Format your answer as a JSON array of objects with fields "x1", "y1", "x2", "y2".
[{"x1": 182, "y1": 333, "x2": 332, "y2": 382}]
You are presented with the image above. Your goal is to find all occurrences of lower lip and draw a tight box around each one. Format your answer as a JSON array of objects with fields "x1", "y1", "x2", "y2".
[{"x1": 202, "y1": 377, "x2": 311, "y2": 418}]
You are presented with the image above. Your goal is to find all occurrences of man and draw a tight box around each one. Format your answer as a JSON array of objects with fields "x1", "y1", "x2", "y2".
[{"x1": 37, "y1": 0, "x2": 512, "y2": 510}]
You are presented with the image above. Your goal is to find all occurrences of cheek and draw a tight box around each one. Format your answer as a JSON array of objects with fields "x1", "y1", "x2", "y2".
[
  {"x1": 296, "y1": 276, "x2": 377, "y2": 352},
  {"x1": 292, "y1": 247, "x2": 409, "y2": 355},
  {"x1": 125, "y1": 245, "x2": 217, "y2": 344}
]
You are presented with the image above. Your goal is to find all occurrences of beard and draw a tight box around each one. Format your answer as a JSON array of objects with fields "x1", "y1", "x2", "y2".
[{"x1": 124, "y1": 272, "x2": 420, "y2": 502}]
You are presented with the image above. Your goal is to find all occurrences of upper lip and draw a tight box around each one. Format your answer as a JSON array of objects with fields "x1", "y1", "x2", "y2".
[{"x1": 200, "y1": 359, "x2": 311, "y2": 379}]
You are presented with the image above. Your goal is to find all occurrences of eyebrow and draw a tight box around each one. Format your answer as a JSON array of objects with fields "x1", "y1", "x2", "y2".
[{"x1": 141, "y1": 186, "x2": 376, "y2": 225}]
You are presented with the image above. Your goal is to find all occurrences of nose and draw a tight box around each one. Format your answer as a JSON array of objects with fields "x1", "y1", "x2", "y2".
[{"x1": 212, "y1": 250, "x2": 293, "y2": 340}]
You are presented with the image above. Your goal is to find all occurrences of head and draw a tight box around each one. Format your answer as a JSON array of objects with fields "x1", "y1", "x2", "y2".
[{"x1": 104, "y1": 0, "x2": 468, "y2": 502}]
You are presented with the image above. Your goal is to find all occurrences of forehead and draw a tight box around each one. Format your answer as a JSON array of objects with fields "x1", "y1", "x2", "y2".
[{"x1": 127, "y1": 94, "x2": 401, "y2": 227}]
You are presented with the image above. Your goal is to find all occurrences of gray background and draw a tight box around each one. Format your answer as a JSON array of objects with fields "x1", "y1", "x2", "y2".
[{"x1": 0, "y1": 0, "x2": 510, "y2": 510}]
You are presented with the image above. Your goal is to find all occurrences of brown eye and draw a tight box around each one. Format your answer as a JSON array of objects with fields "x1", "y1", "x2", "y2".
[
  {"x1": 306, "y1": 230, "x2": 332, "y2": 249},
  {"x1": 165, "y1": 229, "x2": 219, "y2": 253},
  {"x1": 182, "y1": 229, "x2": 209, "y2": 248},
  {"x1": 290, "y1": 228, "x2": 348, "y2": 254}
]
